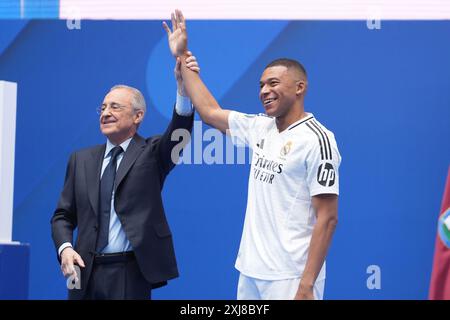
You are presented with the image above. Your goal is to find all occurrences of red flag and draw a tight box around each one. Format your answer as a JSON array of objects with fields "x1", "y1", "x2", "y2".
[{"x1": 429, "y1": 166, "x2": 450, "y2": 300}]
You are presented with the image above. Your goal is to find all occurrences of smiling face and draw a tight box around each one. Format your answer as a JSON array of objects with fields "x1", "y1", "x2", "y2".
[
  {"x1": 99, "y1": 88, "x2": 144, "y2": 145},
  {"x1": 259, "y1": 65, "x2": 306, "y2": 118}
]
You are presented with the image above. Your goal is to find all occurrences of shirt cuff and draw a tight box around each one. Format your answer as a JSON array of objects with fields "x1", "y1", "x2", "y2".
[
  {"x1": 175, "y1": 91, "x2": 194, "y2": 116},
  {"x1": 58, "y1": 242, "x2": 73, "y2": 257}
]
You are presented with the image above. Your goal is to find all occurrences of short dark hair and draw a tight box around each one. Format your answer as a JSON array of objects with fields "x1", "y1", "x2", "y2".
[{"x1": 264, "y1": 58, "x2": 307, "y2": 79}]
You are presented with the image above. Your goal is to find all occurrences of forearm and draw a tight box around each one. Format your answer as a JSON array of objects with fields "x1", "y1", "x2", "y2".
[
  {"x1": 51, "y1": 153, "x2": 78, "y2": 251},
  {"x1": 157, "y1": 106, "x2": 194, "y2": 174},
  {"x1": 175, "y1": 90, "x2": 194, "y2": 116},
  {"x1": 300, "y1": 214, "x2": 338, "y2": 288},
  {"x1": 51, "y1": 211, "x2": 76, "y2": 249},
  {"x1": 179, "y1": 52, "x2": 221, "y2": 125}
]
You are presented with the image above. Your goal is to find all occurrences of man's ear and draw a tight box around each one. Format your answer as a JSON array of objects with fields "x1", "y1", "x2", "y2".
[
  {"x1": 296, "y1": 80, "x2": 307, "y2": 96},
  {"x1": 134, "y1": 110, "x2": 145, "y2": 124}
]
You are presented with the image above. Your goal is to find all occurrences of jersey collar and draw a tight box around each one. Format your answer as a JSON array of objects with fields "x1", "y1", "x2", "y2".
[{"x1": 287, "y1": 113, "x2": 314, "y2": 131}]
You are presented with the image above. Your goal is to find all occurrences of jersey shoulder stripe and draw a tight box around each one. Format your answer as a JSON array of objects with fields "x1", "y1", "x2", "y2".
[
  {"x1": 305, "y1": 119, "x2": 333, "y2": 160},
  {"x1": 311, "y1": 119, "x2": 333, "y2": 160}
]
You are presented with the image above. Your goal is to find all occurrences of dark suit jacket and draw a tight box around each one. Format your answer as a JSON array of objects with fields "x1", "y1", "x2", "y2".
[{"x1": 51, "y1": 108, "x2": 193, "y2": 299}]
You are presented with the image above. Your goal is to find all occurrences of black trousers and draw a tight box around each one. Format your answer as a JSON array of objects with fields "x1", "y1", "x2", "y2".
[{"x1": 84, "y1": 252, "x2": 152, "y2": 300}]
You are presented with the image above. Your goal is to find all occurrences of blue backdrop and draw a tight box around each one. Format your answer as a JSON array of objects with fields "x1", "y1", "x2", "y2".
[{"x1": 0, "y1": 20, "x2": 449, "y2": 299}]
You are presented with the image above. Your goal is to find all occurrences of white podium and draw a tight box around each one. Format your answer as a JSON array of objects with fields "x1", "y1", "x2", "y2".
[{"x1": 0, "y1": 80, "x2": 17, "y2": 243}]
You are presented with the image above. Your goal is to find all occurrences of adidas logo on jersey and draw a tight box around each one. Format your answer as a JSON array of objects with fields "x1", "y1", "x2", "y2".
[{"x1": 256, "y1": 139, "x2": 265, "y2": 149}]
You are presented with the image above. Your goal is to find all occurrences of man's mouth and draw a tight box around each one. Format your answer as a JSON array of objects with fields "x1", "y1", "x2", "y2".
[
  {"x1": 102, "y1": 119, "x2": 117, "y2": 125},
  {"x1": 263, "y1": 98, "x2": 277, "y2": 107}
]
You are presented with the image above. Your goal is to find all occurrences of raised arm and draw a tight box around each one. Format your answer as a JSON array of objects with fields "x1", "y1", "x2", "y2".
[{"x1": 163, "y1": 9, "x2": 231, "y2": 133}]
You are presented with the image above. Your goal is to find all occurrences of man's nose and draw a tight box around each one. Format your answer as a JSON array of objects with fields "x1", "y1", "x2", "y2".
[{"x1": 102, "y1": 110, "x2": 113, "y2": 118}]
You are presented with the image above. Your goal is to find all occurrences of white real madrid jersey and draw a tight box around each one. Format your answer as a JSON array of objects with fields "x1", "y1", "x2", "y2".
[{"x1": 228, "y1": 111, "x2": 341, "y2": 281}]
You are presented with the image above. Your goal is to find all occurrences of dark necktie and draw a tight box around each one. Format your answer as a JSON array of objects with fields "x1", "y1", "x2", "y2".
[{"x1": 96, "y1": 146, "x2": 124, "y2": 252}]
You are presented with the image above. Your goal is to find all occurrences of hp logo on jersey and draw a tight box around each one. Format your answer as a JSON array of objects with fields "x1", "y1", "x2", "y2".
[{"x1": 317, "y1": 162, "x2": 335, "y2": 187}]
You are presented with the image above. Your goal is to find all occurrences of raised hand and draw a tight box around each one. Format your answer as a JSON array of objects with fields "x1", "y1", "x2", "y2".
[
  {"x1": 163, "y1": 9, "x2": 188, "y2": 57},
  {"x1": 175, "y1": 51, "x2": 200, "y2": 96}
]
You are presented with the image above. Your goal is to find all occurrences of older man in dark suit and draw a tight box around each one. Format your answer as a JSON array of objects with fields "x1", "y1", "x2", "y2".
[{"x1": 51, "y1": 58, "x2": 199, "y2": 299}]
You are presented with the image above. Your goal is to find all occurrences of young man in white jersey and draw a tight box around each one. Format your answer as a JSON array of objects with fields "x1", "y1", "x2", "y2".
[{"x1": 163, "y1": 10, "x2": 341, "y2": 300}]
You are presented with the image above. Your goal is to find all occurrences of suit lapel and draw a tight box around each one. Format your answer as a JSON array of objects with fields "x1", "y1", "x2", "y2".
[
  {"x1": 86, "y1": 144, "x2": 106, "y2": 217},
  {"x1": 115, "y1": 134, "x2": 146, "y2": 190}
]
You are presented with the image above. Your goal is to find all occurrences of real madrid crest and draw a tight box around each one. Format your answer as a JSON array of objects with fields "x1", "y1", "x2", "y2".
[{"x1": 280, "y1": 141, "x2": 293, "y2": 157}]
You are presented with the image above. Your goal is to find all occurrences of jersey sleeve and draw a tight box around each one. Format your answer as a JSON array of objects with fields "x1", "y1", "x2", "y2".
[
  {"x1": 228, "y1": 111, "x2": 259, "y2": 147},
  {"x1": 306, "y1": 133, "x2": 341, "y2": 197}
]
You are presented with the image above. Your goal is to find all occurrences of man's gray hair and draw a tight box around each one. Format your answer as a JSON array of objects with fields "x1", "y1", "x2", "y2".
[{"x1": 110, "y1": 84, "x2": 146, "y2": 114}]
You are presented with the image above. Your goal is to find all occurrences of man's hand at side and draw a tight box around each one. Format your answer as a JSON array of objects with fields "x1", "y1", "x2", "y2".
[{"x1": 60, "y1": 247, "x2": 85, "y2": 282}]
